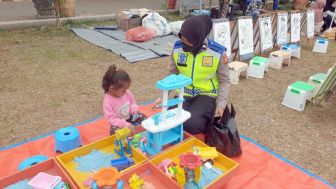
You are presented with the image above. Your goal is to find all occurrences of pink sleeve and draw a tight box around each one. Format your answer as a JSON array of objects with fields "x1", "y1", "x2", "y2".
[
  {"x1": 128, "y1": 90, "x2": 139, "y2": 114},
  {"x1": 103, "y1": 96, "x2": 130, "y2": 128}
]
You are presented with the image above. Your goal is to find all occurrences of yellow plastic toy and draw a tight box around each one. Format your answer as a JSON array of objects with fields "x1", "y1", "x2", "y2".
[
  {"x1": 175, "y1": 166, "x2": 185, "y2": 186},
  {"x1": 115, "y1": 128, "x2": 130, "y2": 139},
  {"x1": 193, "y1": 146, "x2": 218, "y2": 160},
  {"x1": 114, "y1": 128, "x2": 132, "y2": 157},
  {"x1": 194, "y1": 167, "x2": 201, "y2": 182},
  {"x1": 128, "y1": 174, "x2": 144, "y2": 189}
]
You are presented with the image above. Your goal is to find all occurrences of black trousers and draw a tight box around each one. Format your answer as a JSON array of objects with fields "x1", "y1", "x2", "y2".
[
  {"x1": 182, "y1": 95, "x2": 216, "y2": 134},
  {"x1": 322, "y1": 15, "x2": 336, "y2": 32}
]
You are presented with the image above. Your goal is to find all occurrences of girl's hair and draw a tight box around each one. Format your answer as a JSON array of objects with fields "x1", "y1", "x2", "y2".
[{"x1": 102, "y1": 65, "x2": 131, "y2": 93}]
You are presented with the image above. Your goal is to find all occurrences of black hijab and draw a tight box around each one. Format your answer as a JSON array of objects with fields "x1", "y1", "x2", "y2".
[{"x1": 178, "y1": 15, "x2": 213, "y2": 55}]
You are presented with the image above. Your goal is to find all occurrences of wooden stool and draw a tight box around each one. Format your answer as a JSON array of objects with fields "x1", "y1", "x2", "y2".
[
  {"x1": 228, "y1": 61, "x2": 248, "y2": 84},
  {"x1": 269, "y1": 50, "x2": 291, "y2": 69}
]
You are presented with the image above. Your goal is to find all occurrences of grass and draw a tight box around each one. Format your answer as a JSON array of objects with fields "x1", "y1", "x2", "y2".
[{"x1": 0, "y1": 15, "x2": 335, "y2": 186}]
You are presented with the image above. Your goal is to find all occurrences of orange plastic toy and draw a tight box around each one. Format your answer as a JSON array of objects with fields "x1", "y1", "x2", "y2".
[{"x1": 93, "y1": 167, "x2": 121, "y2": 188}]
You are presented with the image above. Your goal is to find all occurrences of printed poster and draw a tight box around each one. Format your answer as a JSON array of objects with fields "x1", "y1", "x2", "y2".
[
  {"x1": 259, "y1": 16, "x2": 273, "y2": 51},
  {"x1": 291, "y1": 13, "x2": 301, "y2": 42},
  {"x1": 238, "y1": 18, "x2": 254, "y2": 56},
  {"x1": 306, "y1": 10, "x2": 315, "y2": 38},
  {"x1": 277, "y1": 13, "x2": 288, "y2": 45},
  {"x1": 213, "y1": 21, "x2": 232, "y2": 56}
]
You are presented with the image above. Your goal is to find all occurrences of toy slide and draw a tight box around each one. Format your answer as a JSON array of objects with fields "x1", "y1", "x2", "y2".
[{"x1": 0, "y1": 103, "x2": 334, "y2": 189}]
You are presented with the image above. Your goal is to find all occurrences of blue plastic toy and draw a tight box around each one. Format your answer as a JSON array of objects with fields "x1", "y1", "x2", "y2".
[
  {"x1": 142, "y1": 74, "x2": 192, "y2": 156},
  {"x1": 18, "y1": 155, "x2": 48, "y2": 171},
  {"x1": 54, "y1": 126, "x2": 82, "y2": 153},
  {"x1": 111, "y1": 157, "x2": 135, "y2": 171},
  {"x1": 281, "y1": 44, "x2": 300, "y2": 50},
  {"x1": 140, "y1": 141, "x2": 146, "y2": 153},
  {"x1": 117, "y1": 180, "x2": 124, "y2": 189},
  {"x1": 91, "y1": 181, "x2": 98, "y2": 189}
]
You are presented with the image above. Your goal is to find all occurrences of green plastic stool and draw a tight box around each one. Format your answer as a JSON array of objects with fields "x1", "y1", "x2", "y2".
[
  {"x1": 282, "y1": 81, "x2": 316, "y2": 111},
  {"x1": 309, "y1": 73, "x2": 327, "y2": 84},
  {"x1": 247, "y1": 56, "x2": 270, "y2": 78}
]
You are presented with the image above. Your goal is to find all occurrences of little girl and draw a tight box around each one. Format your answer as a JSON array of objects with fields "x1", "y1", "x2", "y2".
[{"x1": 102, "y1": 65, "x2": 146, "y2": 135}]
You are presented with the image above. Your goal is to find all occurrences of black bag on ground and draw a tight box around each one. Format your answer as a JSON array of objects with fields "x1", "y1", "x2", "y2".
[{"x1": 205, "y1": 104, "x2": 242, "y2": 157}]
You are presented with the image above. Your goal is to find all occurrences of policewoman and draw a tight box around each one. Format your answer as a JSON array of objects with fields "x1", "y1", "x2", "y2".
[{"x1": 169, "y1": 15, "x2": 230, "y2": 134}]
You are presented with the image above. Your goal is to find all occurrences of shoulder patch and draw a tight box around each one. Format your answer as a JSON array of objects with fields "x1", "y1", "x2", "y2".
[
  {"x1": 208, "y1": 39, "x2": 226, "y2": 54},
  {"x1": 174, "y1": 40, "x2": 183, "y2": 49}
]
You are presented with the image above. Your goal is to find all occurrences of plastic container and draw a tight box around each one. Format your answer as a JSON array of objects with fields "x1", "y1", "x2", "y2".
[
  {"x1": 56, "y1": 135, "x2": 147, "y2": 188},
  {"x1": 120, "y1": 162, "x2": 181, "y2": 189},
  {"x1": 149, "y1": 138, "x2": 239, "y2": 189},
  {"x1": 28, "y1": 172, "x2": 61, "y2": 189},
  {"x1": 0, "y1": 158, "x2": 77, "y2": 189}
]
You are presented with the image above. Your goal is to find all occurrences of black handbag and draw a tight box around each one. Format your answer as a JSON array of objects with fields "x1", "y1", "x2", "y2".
[{"x1": 205, "y1": 104, "x2": 242, "y2": 157}]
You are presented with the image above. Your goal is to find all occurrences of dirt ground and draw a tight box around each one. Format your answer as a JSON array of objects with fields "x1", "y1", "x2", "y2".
[{"x1": 0, "y1": 22, "x2": 335, "y2": 186}]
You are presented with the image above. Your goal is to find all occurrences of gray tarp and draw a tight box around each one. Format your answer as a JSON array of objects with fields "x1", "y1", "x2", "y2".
[{"x1": 71, "y1": 28, "x2": 179, "y2": 63}]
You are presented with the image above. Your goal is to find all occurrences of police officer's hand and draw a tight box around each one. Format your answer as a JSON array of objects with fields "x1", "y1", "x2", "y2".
[
  {"x1": 215, "y1": 107, "x2": 224, "y2": 118},
  {"x1": 153, "y1": 98, "x2": 162, "y2": 110},
  {"x1": 223, "y1": 53, "x2": 228, "y2": 64}
]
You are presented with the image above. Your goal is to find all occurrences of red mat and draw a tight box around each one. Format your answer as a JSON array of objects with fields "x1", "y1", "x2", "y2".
[{"x1": 0, "y1": 104, "x2": 333, "y2": 189}]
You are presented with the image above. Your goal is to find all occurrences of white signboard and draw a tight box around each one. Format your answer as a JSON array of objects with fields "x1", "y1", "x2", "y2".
[
  {"x1": 259, "y1": 17, "x2": 273, "y2": 51},
  {"x1": 213, "y1": 21, "x2": 231, "y2": 56},
  {"x1": 238, "y1": 18, "x2": 254, "y2": 56},
  {"x1": 291, "y1": 13, "x2": 301, "y2": 42},
  {"x1": 277, "y1": 13, "x2": 288, "y2": 45},
  {"x1": 306, "y1": 10, "x2": 315, "y2": 38}
]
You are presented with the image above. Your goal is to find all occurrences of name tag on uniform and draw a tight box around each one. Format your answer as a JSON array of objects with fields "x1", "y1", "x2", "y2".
[
  {"x1": 202, "y1": 56, "x2": 213, "y2": 67},
  {"x1": 177, "y1": 53, "x2": 188, "y2": 67}
]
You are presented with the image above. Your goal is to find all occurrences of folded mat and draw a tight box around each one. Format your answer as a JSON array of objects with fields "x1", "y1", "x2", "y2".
[{"x1": 0, "y1": 104, "x2": 333, "y2": 188}]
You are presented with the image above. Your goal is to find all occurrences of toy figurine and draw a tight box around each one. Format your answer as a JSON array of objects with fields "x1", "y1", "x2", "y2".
[
  {"x1": 175, "y1": 165, "x2": 186, "y2": 186},
  {"x1": 158, "y1": 159, "x2": 176, "y2": 177},
  {"x1": 131, "y1": 133, "x2": 142, "y2": 148},
  {"x1": 128, "y1": 174, "x2": 144, "y2": 189}
]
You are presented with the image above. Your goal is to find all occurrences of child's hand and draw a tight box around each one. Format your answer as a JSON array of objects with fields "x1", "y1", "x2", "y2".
[
  {"x1": 129, "y1": 124, "x2": 137, "y2": 134},
  {"x1": 132, "y1": 111, "x2": 139, "y2": 122}
]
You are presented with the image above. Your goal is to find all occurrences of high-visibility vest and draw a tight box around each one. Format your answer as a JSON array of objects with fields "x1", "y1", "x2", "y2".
[{"x1": 172, "y1": 39, "x2": 225, "y2": 97}]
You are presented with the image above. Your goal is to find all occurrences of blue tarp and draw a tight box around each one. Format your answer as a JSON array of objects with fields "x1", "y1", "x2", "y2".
[{"x1": 71, "y1": 28, "x2": 179, "y2": 63}]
